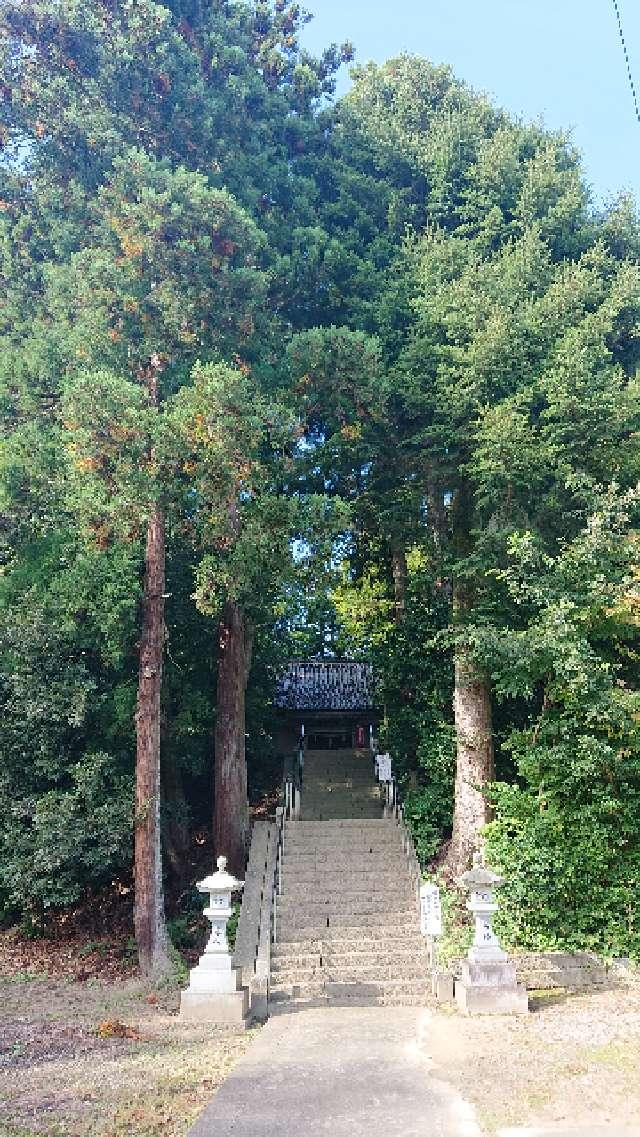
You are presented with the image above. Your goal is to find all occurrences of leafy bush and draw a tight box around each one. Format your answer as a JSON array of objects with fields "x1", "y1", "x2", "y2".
[
  {"x1": 402, "y1": 725, "x2": 456, "y2": 863},
  {"x1": 0, "y1": 751, "x2": 133, "y2": 916},
  {"x1": 483, "y1": 490, "x2": 640, "y2": 959},
  {"x1": 486, "y1": 725, "x2": 640, "y2": 959},
  {"x1": 0, "y1": 601, "x2": 134, "y2": 922}
]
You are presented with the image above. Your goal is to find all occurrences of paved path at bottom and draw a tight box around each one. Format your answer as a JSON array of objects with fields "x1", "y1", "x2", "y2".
[{"x1": 189, "y1": 1006, "x2": 482, "y2": 1137}]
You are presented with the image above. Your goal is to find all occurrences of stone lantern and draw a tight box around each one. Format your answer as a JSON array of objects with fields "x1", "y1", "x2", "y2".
[
  {"x1": 180, "y1": 856, "x2": 249, "y2": 1025},
  {"x1": 455, "y1": 851, "x2": 528, "y2": 1016},
  {"x1": 459, "y1": 851, "x2": 506, "y2": 963}
]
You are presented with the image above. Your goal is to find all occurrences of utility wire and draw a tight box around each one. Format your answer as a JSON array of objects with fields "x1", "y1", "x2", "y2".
[{"x1": 611, "y1": 0, "x2": 640, "y2": 126}]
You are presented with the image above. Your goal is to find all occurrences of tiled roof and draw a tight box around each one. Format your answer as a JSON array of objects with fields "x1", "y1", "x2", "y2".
[{"x1": 275, "y1": 660, "x2": 377, "y2": 712}]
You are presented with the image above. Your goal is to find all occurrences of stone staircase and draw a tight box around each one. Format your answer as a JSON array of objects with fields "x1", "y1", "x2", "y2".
[
  {"x1": 299, "y1": 748, "x2": 384, "y2": 820},
  {"x1": 269, "y1": 749, "x2": 430, "y2": 1010}
]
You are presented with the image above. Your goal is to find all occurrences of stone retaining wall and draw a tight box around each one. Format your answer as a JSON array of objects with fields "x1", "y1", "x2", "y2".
[
  {"x1": 450, "y1": 951, "x2": 610, "y2": 990},
  {"x1": 514, "y1": 951, "x2": 610, "y2": 990}
]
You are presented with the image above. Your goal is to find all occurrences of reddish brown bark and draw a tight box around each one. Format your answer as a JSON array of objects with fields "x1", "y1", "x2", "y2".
[
  {"x1": 134, "y1": 503, "x2": 171, "y2": 976},
  {"x1": 134, "y1": 355, "x2": 171, "y2": 978},
  {"x1": 213, "y1": 601, "x2": 254, "y2": 877}
]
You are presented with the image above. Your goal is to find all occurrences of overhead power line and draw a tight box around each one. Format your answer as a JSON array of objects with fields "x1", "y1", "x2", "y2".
[{"x1": 611, "y1": 0, "x2": 640, "y2": 126}]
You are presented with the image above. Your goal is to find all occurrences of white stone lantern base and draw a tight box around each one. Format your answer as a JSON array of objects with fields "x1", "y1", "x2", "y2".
[
  {"x1": 180, "y1": 944, "x2": 250, "y2": 1024},
  {"x1": 180, "y1": 986, "x2": 249, "y2": 1025},
  {"x1": 455, "y1": 959, "x2": 529, "y2": 1016}
]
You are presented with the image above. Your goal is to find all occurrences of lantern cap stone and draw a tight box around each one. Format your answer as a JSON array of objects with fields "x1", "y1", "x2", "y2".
[
  {"x1": 457, "y1": 850, "x2": 503, "y2": 891},
  {"x1": 197, "y1": 855, "x2": 244, "y2": 894}
]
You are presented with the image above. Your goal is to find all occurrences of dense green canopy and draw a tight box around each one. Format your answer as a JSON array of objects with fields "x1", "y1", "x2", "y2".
[{"x1": 1, "y1": 2, "x2": 639, "y2": 959}]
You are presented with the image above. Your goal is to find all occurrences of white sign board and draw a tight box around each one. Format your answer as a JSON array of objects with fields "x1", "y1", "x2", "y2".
[
  {"x1": 375, "y1": 753, "x2": 392, "y2": 782},
  {"x1": 420, "y1": 883, "x2": 442, "y2": 938}
]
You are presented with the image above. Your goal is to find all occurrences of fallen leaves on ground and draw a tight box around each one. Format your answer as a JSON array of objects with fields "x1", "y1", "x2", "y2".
[{"x1": 96, "y1": 1020, "x2": 143, "y2": 1041}]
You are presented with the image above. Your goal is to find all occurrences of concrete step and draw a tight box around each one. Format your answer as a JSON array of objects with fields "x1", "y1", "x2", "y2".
[
  {"x1": 283, "y1": 856, "x2": 408, "y2": 870},
  {"x1": 284, "y1": 832, "x2": 395, "y2": 841},
  {"x1": 268, "y1": 978, "x2": 433, "y2": 1006},
  {"x1": 270, "y1": 963, "x2": 428, "y2": 985},
  {"x1": 303, "y1": 778, "x2": 377, "y2": 786},
  {"x1": 278, "y1": 898, "x2": 417, "y2": 915},
  {"x1": 268, "y1": 993, "x2": 432, "y2": 1012},
  {"x1": 298, "y1": 808, "x2": 385, "y2": 818},
  {"x1": 300, "y1": 797, "x2": 380, "y2": 807},
  {"x1": 273, "y1": 932, "x2": 427, "y2": 950},
  {"x1": 280, "y1": 850, "x2": 408, "y2": 866},
  {"x1": 300, "y1": 781, "x2": 379, "y2": 787},
  {"x1": 300, "y1": 797, "x2": 380, "y2": 805},
  {"x1": 281, "y1": 865, "x2": 409, "y2": 879},
  {"x1": 299, "y1": 811, "x2": 383, "y2": 818},
  {"x1": 302, "y1": 782, "x2": 377, "y2": 790},
  {"x1": 303, "y1": 767, "x2": 376, "y2": 772},
  {"x1": 272, "y1": 933, "x2": 427, "y2": 957},
  {"x1": 275, "y1": 918, "x2": 420, "y2": 941},
  {"x1": 271, "y1": 951, "x2": 428, "y2": 973},
  {"x1": 301, "y1": 783, "x2": 379, "y2": 792},
  {"x1": 276, "y1": 896, "x2": 417, "y2": 916},
  {"x1": 284, "y1": 828, "x2": 398, "y2": 841},
  {"x1": 283, "y1": 841, "x2": 403, "y2": 856},
  {"x1": 282, "y1": 870, "x2": 410, "y2": 887},
  {"x1": 285, "y1": 823, "x2": 395, "y2": 832},
  {"x1": 278, "y1": 881, "x2": 416, "y2": 898},
  {"x1": 299, "y1": 811, "x2": 383, "y2": 820},
  {"x1": 280, "y1": 884, "x2": 416, "y2": 898},
  {"x1": 276, "y1": 898, "x2": 418, "y2": 914},
  {"x1": 271, "y1": 947, "x2": 427, "y2": 970},
  {"x1": 302, "y1": 785, "x2": 378, "y2": 796},
  {"x1": 282, "y1": 848, "x2": 403, "y2": 859},
  {"x1": 299, "y1": 797, "x2": 381, "y2": 809},
  {"x1": 293, "y1": 818, "x2": 388, "y2": 827}
]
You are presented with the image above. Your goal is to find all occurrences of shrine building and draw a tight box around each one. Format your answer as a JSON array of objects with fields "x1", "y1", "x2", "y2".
[{"x1": 274, "y1": 659, "x2": 381, "y2": 753}]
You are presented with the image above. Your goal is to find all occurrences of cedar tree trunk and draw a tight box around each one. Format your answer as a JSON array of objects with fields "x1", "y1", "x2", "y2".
[
  {"x1": 214, "y1": 600, "x2": 254, "y2": 877},
  {"x1": 447, "y1": 479, "x2": 495, "y2": 874},
  {"x1": 449, "y1": 628, "x2": 495, "y2": 874},
  {"x1": 134, "y1": 503, "x2": 172, "y2": 976}
]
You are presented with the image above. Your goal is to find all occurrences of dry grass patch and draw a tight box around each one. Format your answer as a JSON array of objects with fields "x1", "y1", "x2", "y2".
[
  {"x1": 428, "y1": 977, "x2": 640, "y2": 1135},
  {"x1": 0, "y1": 973, "x2": 254, "y2": 1137}
]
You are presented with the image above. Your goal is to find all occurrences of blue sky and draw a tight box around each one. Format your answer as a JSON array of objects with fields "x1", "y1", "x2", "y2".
[{"x1": 302, "y1": 0, "x2": 640, "y2": 207}]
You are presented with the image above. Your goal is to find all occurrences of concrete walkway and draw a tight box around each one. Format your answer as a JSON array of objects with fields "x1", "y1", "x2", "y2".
[
  {"x1": 189, "y1": 1006, "x2": 482, "y2": 1137},
  {"x1": 498, "y1": 1130, "x2": 640, "y2": 1137}
]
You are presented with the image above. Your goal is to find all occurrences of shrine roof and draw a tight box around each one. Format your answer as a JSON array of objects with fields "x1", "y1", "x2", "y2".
[{"x1": 274, "y1": 660, "x2": 377, "y2": 712}]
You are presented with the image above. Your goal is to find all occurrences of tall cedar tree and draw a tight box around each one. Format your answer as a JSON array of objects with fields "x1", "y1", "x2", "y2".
[
  {"x1": 55, "y1": 152, "x2": 264, "y2": 971},
  {"x1": 1, "y1": 0, "x2": 350, "y2": 954}
]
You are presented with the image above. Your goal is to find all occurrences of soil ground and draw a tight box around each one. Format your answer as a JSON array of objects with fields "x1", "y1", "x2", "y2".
[
  {"x1": 1, "y1": 929, "x2": 639, "y2": 1137},
  {"x1": 428, "y1": 978, "x2": 640, "y2": 1135},
  {"x1": 0, "y1": 931, "x2": 253, "y2": 1137}
]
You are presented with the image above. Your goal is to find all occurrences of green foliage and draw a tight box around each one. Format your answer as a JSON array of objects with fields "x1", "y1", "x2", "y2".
[
  {"x1": 0, "y1": 599, "x2": 134, "y2": 918},
  {"x1": 431, "y1": 879, "x2": 473, "y2": 968},
  {"x1": 1, "y1": 0, "x2": 639, "y2": 965},
  {"x1": 484, "y1": 488, "x2": 640, "y2": 958},
  {"x1": 402, "y1": 726, "x2": 456, "y2": 863},
  {"x1": 334, "y1": 546, "x2": 455, "y2": 863},
  {"x1": 2, "y1": 752, "x2": 133, "y2": 915}
]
